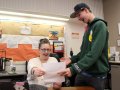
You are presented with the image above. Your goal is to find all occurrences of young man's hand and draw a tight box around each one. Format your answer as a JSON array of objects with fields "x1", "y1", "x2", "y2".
[{"x1": 58, "y1": 68, "x2": 72, "y2": 77}]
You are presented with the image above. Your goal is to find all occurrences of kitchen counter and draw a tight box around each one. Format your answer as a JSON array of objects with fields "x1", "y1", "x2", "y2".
[
  {"x1": 0, "y1": 71, "x2": 26, "y2": 77},
  {"x1": 109, "y1": 60, "x2": 120, "y2": 65},
  {"x1": 0, "y1": 71, "x2": 27, "y2": 82}
]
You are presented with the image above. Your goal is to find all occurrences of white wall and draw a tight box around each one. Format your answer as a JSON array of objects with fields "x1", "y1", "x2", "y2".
[
  {"x1": 64, "y1": 22, "x2": 85, "y2": 56},
  {"x1": 0, "y1": 0, "x2": 104, "y2": 18}
]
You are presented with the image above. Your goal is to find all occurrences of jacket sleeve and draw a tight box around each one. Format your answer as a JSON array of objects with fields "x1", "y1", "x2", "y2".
[
  {"x1": 67, "y1": 52, "x2": 81, "y2": 67},
  {"x1": 70, "y1": 52, "x2": 81, "y2": 63},
  {"x1": 27, "y1": 59, "x2": 37, "y2": 81}
]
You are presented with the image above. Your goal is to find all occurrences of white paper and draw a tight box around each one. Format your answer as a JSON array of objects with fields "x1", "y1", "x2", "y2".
[
  {"x1": 71, "y1": 32, "x2": 80, "y2": 39},
  {"x1": 7, "y1": 36, "x2": 19, "y2": 48},
  {"x1": 110, "y1": 46, "x2": 116, "y2": 55},
  {"x1": 19, "y1": 36, "x2": 32, "y2": 44},
  {"x1": 43, "y1": 62, "x2": 65, "y2": 83},
  {"x1": 20, "y1": 26, "x2": 31, "y2": 35}
]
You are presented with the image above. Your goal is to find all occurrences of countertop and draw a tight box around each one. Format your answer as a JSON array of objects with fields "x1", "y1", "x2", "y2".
[
  {"x1": 0, "y1": 71, "x2": 27, "y2": 77},
  {"x1": 109, "y1": 61, "x2": 120, "y2": 65}
]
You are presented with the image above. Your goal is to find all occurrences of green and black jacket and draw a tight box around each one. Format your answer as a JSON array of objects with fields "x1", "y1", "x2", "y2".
[{"x1": 69, "y1": 18, "x2": 109, "y2": 76}]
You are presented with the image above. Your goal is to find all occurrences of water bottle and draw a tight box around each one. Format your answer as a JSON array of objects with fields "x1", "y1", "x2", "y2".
[{"x1": 10, "y1": 60, "x2": 16, "y2": 73}]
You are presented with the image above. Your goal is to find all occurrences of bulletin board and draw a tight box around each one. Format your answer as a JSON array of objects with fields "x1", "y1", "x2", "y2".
[
  {"x1": 0, "y1": 21, "x2": 64, "y2": 61},
  {"x1": 1, "y1": 21, "x2": 64, "y2": 36}
]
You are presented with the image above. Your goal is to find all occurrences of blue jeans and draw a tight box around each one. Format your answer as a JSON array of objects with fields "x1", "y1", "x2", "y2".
[{"x1": 74, "y1": 72, "x2": 107, "y2": 90}]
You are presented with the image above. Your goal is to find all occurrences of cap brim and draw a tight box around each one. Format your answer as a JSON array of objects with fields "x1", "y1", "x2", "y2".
[{"x1": 70, "y1": 12, "x2": 77, "y2": 18}]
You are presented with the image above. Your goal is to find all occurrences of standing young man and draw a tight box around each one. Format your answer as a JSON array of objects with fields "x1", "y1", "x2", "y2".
[{"x1": 59, "y1": 3, "x2": 109, "y2": 90}]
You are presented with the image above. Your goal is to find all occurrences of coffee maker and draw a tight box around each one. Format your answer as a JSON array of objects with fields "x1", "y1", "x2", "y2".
[{"x1": 0, "y1": 49, "x2": 6, "y2": 71}]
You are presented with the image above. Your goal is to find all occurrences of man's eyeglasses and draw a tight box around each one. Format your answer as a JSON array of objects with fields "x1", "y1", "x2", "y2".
[{"x1": 40, "y1": 48, "x2": 51, "y2": 53}]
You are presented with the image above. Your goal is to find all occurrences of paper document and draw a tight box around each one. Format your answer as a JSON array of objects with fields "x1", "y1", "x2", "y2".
[{"x1": 43, "y1": 62, "x2": 66, "y2": 82}]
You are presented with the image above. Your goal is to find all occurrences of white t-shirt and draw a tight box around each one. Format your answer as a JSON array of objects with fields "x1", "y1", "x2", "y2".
[{"x1": 27, "y1": 57, "x2": 58, "y2": 87}]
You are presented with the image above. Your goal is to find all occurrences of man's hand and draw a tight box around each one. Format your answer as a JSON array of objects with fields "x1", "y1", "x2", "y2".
[
  {"x1": 32, "y1": 67, "x2": 45, "y2": 77},
  {"x1": 58, "y1": 68, "x2": 72, "y2": 77}
]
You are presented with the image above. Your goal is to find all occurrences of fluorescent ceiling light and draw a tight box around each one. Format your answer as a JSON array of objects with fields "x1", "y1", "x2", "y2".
[
  {"x1": 0, "y1": 10, "x2": 69, "y2": 21},
  {"x1": 0, "y1": 15, "x2": 66, "y2": 26}
]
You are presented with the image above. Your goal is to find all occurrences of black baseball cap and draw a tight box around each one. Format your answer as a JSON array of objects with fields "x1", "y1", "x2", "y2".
[{"x1": 70, "y1": 3, "x2": 90, "y2": 18}]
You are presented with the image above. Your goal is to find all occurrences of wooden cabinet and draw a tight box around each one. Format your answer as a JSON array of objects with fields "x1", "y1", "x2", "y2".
[
  {"x1": 109, "y1": 61, "x2": 120, "y2": 90},
  {"x1": 111, "y1": 65, "x2": 120, "y2": 90}
]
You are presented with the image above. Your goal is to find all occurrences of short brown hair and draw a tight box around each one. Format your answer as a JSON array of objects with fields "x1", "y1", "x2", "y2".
[{"x1": 38, "y1": 38, "x2": 50, "y2": 49}]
